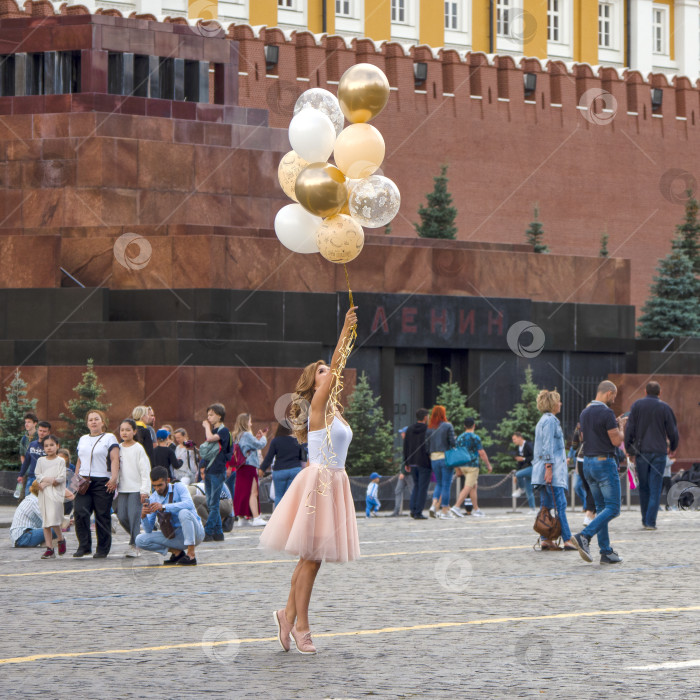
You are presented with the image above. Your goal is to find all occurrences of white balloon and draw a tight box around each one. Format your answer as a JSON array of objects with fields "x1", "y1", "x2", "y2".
[
  {"x1": 294, "y1": 88, "x2": 345, "y2": 136},
  {"x1": 348, "y1": 175, "x2": 401, "y2": 228},
  {"x1": 288, "y1": 110, "x2": 336, "y2": 163},
  {"x1": 274, "y1": 204, "x2": 322, "y2": 254}
]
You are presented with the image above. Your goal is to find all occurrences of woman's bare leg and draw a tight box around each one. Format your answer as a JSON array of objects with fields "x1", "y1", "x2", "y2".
[
  {"x1": 293, "y1": 558, "x2": 321, "y2": 633},
  {"x1": 250, "y1": 480, "x2": 260, "y2": 518},
  {"x1": 284, "y1": 559, "x2": 304, "y2": 625},
  {"x1": 42, "y1": 526, "x2": 53, "y2": 549}
]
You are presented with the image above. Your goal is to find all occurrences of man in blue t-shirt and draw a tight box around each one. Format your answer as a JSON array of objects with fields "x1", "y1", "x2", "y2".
[
  {"x1": 18, "y1": 421, "x2": 51, "y2": 494},
  {"x1": 449, "y1": 417, "x2": 493, "y2": 519},
  {"x1": 201, "y1": 402, "x2": 232, "y2": 542},
  {"x1": 571, "y1": 381, "x2": 625, "y2": 565}
]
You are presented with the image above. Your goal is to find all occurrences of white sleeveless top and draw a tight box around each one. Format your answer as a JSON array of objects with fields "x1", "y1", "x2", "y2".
[{"x1": 307, "y1": 415, "x2": 353, "y2": 469}]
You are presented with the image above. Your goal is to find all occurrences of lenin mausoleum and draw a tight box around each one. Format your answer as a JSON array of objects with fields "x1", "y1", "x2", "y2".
[{"x1": 0, "y1": 0, "x2": 698, "y2": 468}]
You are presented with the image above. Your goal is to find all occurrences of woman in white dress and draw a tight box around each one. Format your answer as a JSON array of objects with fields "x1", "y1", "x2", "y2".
[
  {"x1": 35, "y1": 435, "x2": 67, "y2": 559},
  {"x1": 260, "y1": 306, "x2": 360, "y2": 655}
]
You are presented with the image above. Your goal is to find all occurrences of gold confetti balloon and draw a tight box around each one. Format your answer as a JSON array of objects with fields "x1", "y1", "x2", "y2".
[
  {"x1": 337, "y1": 63, "x2": 390, "y2": 123},
  {"x1": 277, "y1": 151, "x2": 309, "y2": 202},
  {"x1": 295, "y1": 163, "x2": 348, "y2": 218},
  {"x1": 348, "y1": 175, "x2": 400, "y2": 228},
  {"x1": 316, "y1": 214, "x2": 365, "y2": 264}
]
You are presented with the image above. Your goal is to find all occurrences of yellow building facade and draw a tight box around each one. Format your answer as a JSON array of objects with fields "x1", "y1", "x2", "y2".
[{"x1": 184, "y1": 1, "x2": 697, "y2": 78}]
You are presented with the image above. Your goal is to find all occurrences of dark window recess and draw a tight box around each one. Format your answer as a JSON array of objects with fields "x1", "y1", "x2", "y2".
[
  {"x1": 159, "y1": 57, "x2": 174, "y2": 100},
  {"x1": 62, "y1": 51, "x2": 81, "y2": 93},
  {"x1": 108, "y1": 52, "x2": 123, "y2": 95},
  {"x1": 27, "y1": 53, "x2": 44, "y2": 95},
  {"x1": 133, "y1": 54, "x2": 151, "y2": 97},
  {"x1": 184, "y1": 60, "x2": 210, "y2": 103},
  {"x1": 0, "y1": 55, "x2": 15, "y2": 97}
]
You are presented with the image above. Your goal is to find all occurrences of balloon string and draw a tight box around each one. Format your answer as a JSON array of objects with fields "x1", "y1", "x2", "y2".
[{"x1": 305, "y1": 265, "x2": 357, "y2": 515}]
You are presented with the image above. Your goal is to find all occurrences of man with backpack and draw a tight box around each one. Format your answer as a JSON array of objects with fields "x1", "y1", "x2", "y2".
[
  {"x1": 450, "y1": 417, "x2": 493, "y2": 518},
  {"x1": 200, "y1": 403, "x2": 232, "y2": 542}
]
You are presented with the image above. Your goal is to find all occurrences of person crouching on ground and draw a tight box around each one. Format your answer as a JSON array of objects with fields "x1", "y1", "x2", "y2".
[
  {"x1": 10, "y1": 480, "x2": 44, "y2": 547},
  {"x1": 135, "y1": 466, "x2": 205, "y2": 566},
  {"x1": 531, "y1": 390, "x2": 577, "y2": 552},
  {"x1": 366, "y1": 473, "x2": 381, "y2": 517}
]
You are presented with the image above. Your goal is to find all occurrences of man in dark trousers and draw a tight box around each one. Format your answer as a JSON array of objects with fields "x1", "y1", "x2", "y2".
[
  {"x1": 624, "y1": 381, "x2": 678, "y2": 530},
  {"x1": 571, "y1": 381, "x2": 625, "y2": 565},
  {"x1": 404, "y1": 409, "x2": 431, "y2": 519}
]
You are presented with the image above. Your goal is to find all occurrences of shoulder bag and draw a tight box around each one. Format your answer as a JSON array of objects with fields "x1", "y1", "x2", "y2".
[
  {"x1": 156, "y1": 488, "x2": 176, "y2": 539},
  {"x1": 445, "y1": 432, "x2": 476, "y2": 468},
  {"x1": 76, "y1": 433, "x2": 105, "y2": 496},
  {"x1": 533, "y1": 484, "x2": 561, "y2": 540}
]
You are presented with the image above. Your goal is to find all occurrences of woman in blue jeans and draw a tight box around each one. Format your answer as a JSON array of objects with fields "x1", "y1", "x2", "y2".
[
  {"x1": 260, "y1": 423, "x2": 306, "y2": 508},
  {"x1": 531, "y1": 390, "x2": 577, "y2": 551},
  {"x1": 427, "y1": 406, "x2": 456, "y2": 519}
]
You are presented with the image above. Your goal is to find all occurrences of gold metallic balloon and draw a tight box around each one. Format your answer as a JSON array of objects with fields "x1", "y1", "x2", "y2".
[
  {"x1": 333, "y1": 124, "x2": 385, "y2": 179},
  {"x1": 316, "y1": 214, "x2": 365, "y2": 264},
  {"x1": 278, "y1": 151, "x2": 309, "y2": 202},
  {"x1": 338, "y1": 63, "x2": 390, "y2": 123},
  {"x1": 295, "y1": 163, "x2": 348, "y2": 218}
]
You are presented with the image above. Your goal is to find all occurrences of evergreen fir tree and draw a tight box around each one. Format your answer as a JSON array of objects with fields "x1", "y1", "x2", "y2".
[
  {"x1": 384, "y1": 222, "x2": 392, "y2": 235},
  {"x1": 0, "y1": 370, "x2": 38, "y2": 471},
  {"x1": 435, "y1": 380, "x2": 492, "y2": 449},
  {"x1": 414, "y1": 164, "x2": 458, "y2": 240},
  {"x1": 637, "y1": 251, "x2": 700, "y2": 339},
  {"x1": 493, "y1": 367, "x2": 541, "y2": 471},
  {"x1": 344, "y1": 373, "x2": 395, "y2": 476},
  {"x1": 599, "y1": 231, "x2": 609, "y2": 258},
  {"x1": 525, "y1": 206, "x2": 549, "y2": 253},
  {"x1": 671, "y1": 192, "x2": 700, "y2": 274},
  {"x1": 59, "y1": 359, "x2": 111, "y2": 455}
]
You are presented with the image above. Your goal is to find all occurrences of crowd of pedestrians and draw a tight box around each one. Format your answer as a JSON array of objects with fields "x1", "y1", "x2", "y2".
[{"x1": 8, "y1": 379, "x2": 682, "y2": 570}]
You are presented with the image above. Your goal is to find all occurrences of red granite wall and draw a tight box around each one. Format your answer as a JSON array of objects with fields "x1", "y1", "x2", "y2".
[
  {"x1": 610, "y1": 374, "x2": 700, "y2": 469},
  {"x1": 1, "y1": 364, "x2": 356, "y2": 451}
]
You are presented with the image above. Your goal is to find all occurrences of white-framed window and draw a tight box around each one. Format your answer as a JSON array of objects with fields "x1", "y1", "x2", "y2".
[
  {"x1": 599, "y1": 2, "x2": 612, "y2": 47},
  {"x1": 392, "y1": 0, "x2": 407, "y2": 23},
  {"x1": 547, "y1": 0, "x2": 561, "y2": 41},
  {"x1": 496, "y1": 0, "x2": 511, "y2": 37},
  {"x1": 652, "y1": 4, "x2": 669, "y2": 55},
  {"x1": 445, "y1": 1, "x2": 458, "y2": 30},
  {"x1": 336, "y1": 0, "x2": 352, "y2": 16}
]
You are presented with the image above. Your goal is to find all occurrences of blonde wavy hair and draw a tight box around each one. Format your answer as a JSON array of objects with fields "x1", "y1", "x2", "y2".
[
  {"x1": 536, "y1": 389, "x2": 561, "y2": 414},
  {"x1": 288, "y1": 360, "x2": 325, "y2": 443},
  {"x1": 232, "y1": 413, "x2": 251, "y2": 442}
]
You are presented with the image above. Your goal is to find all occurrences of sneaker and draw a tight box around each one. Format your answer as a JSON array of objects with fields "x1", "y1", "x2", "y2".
[
  {"x1": 41, "y1": 548, "x2": 55, "y2": 559},
  {"x1": 600, "y1": 551, "x2": 623, "y2": 564},
  {"x1": 449, "y1": 506, "x2": 465, "y2": 518},
  {"x1": 110, "y1": 513, "x2": 119, "y2": 534},
  {"x1": 290, "y1": 625, "x2": 317, "y2": 655},
  {"x1": 58, "y1": 539, "x2": 67, "y2": 556},
  {"x1": 176, "y1": 555, "x2": 197, "y2": 566},
  {"x1": 472, "y1": 509, "x2": 485, "y2": 518},
  {"x1": 213, "y1": 533, "x2": 225, "y2": 541},
  {"x1": 273, "y1": 609, "x2": 292, "y2": 652},
  {"x1": 512, "y1": 488, "x2": 524, "y2": 498},
  {"x1": 527, "y1": 509, "x2": 538, "y2": 516},
  {"x1": 203, "y1": 534, "x2": 214, "y2": 542},
  {"x1": 163, "y1": 551, "x2": 185, "y2": 565},
  {"x1": 437, "y1": 511, "x2": 454, "y2": 519},
  {"x1": 582, "y1": 516, "x2": 593, "y2": 526},
  {"x1": 429, "y1": 506, "x2": 436, "y2": 518},
  {"x1": 125, "y1": 546, "x2": 140, "y2": 558},
  {"x1": 572, "y1": 533, "x2": 592, "y2": 563},
  {"x1": 251, "y1": 517, "x2": 267, "y2": 527},
  {"x1": 643, "y1": 525, "x2": 657, "y2": 531}
]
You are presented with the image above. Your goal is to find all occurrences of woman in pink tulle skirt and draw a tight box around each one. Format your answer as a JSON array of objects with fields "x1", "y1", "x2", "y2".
[{"x1": 260, "y1": 306, "x2": 360, "y2": 655}]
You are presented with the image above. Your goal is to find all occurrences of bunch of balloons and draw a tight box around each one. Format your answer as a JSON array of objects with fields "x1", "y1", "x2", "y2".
[{"x1": 275, "y1": 63, "x2": 401, "y2": 264}]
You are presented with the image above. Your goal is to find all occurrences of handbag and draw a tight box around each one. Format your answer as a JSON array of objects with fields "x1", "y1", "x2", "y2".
[
  {"x1": 76, "y1": 433, "x2": 106, "y2": 496},
  {"x1": 533, "y1": 484, "x2": 562, "y2": 540},
  {"x1": 156, "y1": 489, "x2": 176, "y2": 539},
  {"x1": 445, "y1": 432, "x2": 476, "y2": 468}
]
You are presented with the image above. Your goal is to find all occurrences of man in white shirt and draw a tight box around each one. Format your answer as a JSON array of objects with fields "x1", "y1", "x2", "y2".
[{"x1": 10, "y1": 481, "x2": 44, "y2": 547}]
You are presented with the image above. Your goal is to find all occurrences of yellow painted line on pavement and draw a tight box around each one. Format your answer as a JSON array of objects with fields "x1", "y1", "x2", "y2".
[
  {"x1": 0, "y1": 540, "x2": 639, "y2": 578},
  {"x1": 2, "y1": 605, "x2": 700, "y2": 666}
]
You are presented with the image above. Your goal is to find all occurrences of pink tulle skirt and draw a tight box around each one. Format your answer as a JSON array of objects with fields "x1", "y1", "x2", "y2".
[{"x1": 259, "y1": 464, "x2": 360, "y2": 563}]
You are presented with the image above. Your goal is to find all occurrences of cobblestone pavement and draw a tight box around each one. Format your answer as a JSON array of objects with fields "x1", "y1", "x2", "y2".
[{"x1": 1, "y1": 507, "x2": 699, "y2": 699}]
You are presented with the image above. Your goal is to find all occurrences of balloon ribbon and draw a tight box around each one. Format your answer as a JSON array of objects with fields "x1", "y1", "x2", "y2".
[{"x1": 305, "y1": 265, "x2": 357, "y2": 514}]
